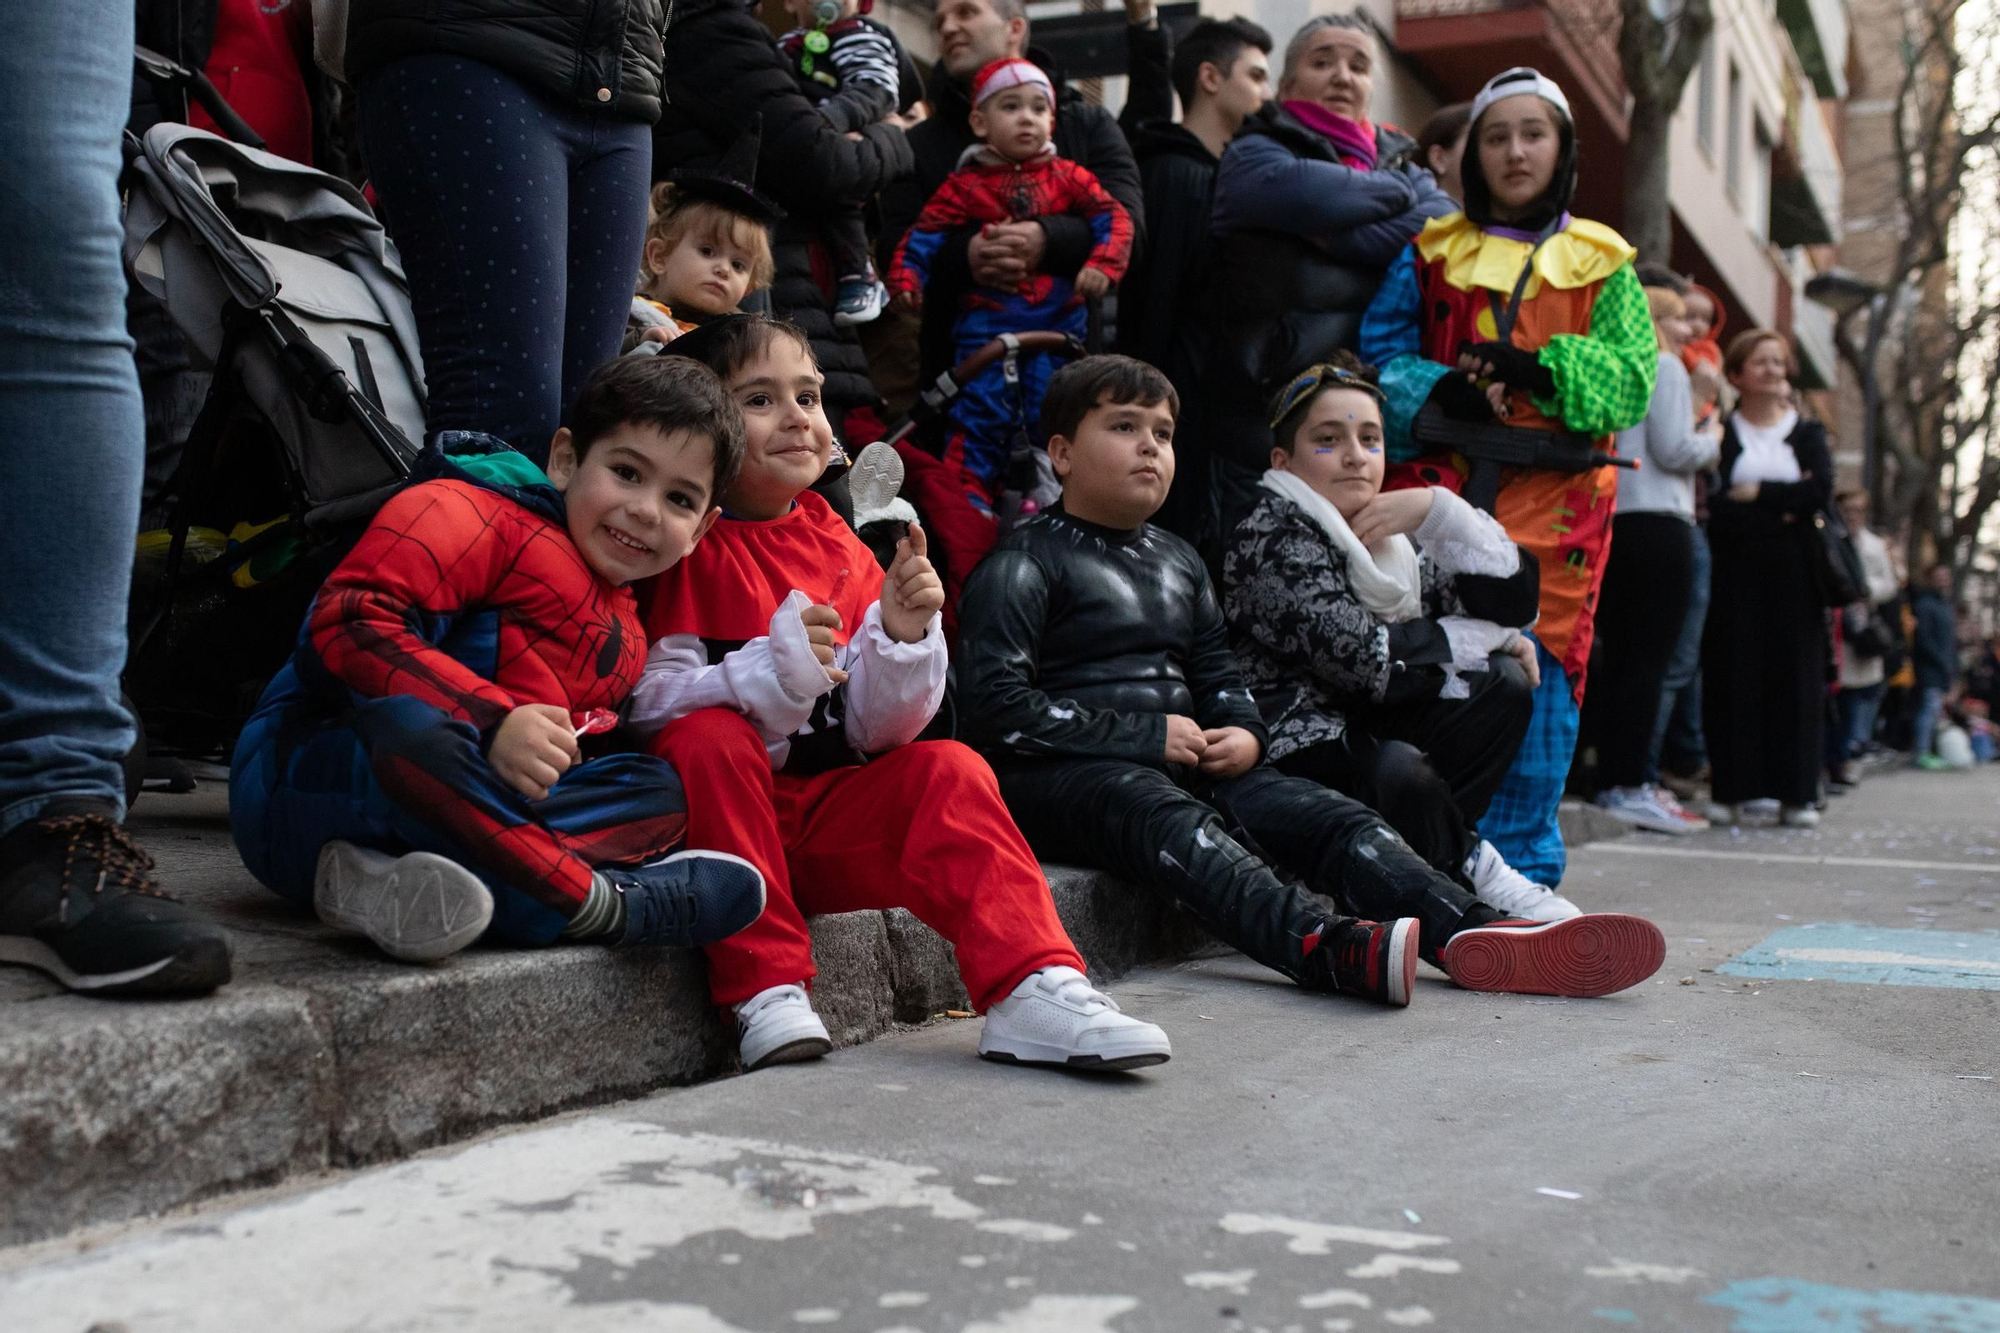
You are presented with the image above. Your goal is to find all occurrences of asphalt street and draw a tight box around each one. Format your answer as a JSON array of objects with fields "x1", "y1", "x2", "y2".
[{"x1": 3, "y1": 767, "x2": 1996, "y2": 1333}]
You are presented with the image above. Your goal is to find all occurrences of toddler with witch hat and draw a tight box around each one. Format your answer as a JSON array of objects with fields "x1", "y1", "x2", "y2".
[
  {"x1": 630, "y1": 121, "x2": 782, "y2": 348},
  {"x1": 887, "y1": 56, "x2": 1133, "y2": 638}
]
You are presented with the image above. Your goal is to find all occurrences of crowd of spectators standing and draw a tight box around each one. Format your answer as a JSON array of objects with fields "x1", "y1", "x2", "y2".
[{"x1": 1, "y1": 0, "x2": 1992, "y2": 1052}]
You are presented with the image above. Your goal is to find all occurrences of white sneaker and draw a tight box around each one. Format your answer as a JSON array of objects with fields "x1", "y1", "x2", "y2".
[
  {"x1": 313, "y1": 840, "x2": 492, "y2": 962},
  {"x1": 1780, "y1": 804, "x2": 1821, "y2": 828},
  {"x1": 1596, "y1": 785, "x2": 1701, "y2": 836},
  {"x1": 735, "y1": 983, "x2": 834, "y2": 1070},
  {"x1": 1463, "y1": 840, "x2": 1580, "y2": 922},
  {"x1": 978, "y1": 966, "x2": 1172, "y2": 1072},
  {"x1": 1704, "y1": 801, "x2": 1740, "y2": 825},
  {"x1": 1650, "y1": 784, "x2": 1711, "y2": 832}
]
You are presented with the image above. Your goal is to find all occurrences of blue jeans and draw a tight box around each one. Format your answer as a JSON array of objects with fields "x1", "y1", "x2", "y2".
[
  {"x1": 356, "y1": 54, "x2": 651, "y2": 465},
  {"x1": 1648, "y1": 524, "x2": 1711, "y2": 781},
  {"x1": 0, "y1": 1, "x2": 143, "y2": 837},
  {"x1": 1911, "y1": 686, "x2": 1947, "y2": 759},
  {"x1": 1837, "y1": 682, "x2": 1886, "y2": 762}
]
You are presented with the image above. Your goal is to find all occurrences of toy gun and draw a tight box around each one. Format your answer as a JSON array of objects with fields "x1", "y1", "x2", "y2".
[{"x1": 1412, "y1": 401, "x2": 1634, "y2": 514}]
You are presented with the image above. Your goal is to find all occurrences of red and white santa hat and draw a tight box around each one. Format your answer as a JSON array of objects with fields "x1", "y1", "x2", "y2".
[{"x1": 972, "y1": 58, "x2": 1056, "y2": 110}]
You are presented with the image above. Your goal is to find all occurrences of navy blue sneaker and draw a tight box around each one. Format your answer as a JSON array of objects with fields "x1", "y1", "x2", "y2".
[{"x1": 604, "y1": 850, "x2": 766, "y2": 948}]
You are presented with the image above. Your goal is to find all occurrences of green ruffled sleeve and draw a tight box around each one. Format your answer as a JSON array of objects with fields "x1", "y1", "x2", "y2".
[{"x1": 1532, "y1": 263, "x2": 1659, "y2": 436}]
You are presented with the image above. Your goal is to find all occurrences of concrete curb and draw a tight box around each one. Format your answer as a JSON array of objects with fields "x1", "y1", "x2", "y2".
[
  {"x1": 0, "y1": 855, "x2": 1203, "y2": 1248},
  {"x1": 0, "y1": 792, "x2": 1627, "y2": 1247}
]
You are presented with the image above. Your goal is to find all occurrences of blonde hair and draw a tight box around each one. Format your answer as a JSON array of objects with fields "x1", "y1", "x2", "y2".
[
  {"x1": 1644, "y1": 285, "x2": 1686, "y2": 323},
  {"x1": 642, "y1": 182, "x2": 776, "y2": 292}
]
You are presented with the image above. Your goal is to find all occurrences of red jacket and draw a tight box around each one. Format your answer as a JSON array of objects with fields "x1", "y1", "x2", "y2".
[{"x1": 889, "y1": 147, "x2": 1133, "y2": 311}]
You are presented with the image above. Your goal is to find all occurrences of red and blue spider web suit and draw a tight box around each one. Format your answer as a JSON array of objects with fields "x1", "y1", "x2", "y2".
[
  {"x1": 230, "y1": 436, "x2": 691, "y2": 944},
  {"x1": 887, "y1": 146, "x2": 1132, "y2": 636}
]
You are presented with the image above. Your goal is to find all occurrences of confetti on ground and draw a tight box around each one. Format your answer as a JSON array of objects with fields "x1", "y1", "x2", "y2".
[
  {"x1": 1536, "y1": 1188, "x2": 1583, "y2": 1200},
  {"x1": 1403, "y1": 1209, "x2": 1422, "y2": 1224}
]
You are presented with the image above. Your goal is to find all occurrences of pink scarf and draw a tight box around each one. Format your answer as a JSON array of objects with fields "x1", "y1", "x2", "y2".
[{"x1": 1283, "y1": 100, "x2": 1378, "y2": 170}]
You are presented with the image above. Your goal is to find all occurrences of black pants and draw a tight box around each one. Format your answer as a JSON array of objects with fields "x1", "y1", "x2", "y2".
[
  {"x1": 1592, "y1": 513, "x2": 1697, "y2": 790},
  {"x1": 1274, "y1": 653, "x2": 1532, "y2": 881},
  {"x1": 996, "y1": 760, "x2": 1503, "y2": 982}
]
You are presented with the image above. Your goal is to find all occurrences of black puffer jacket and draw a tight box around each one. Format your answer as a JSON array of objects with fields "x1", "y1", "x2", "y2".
[
  {"x1": 879, "y1": 51, "x2": 1144, "y2": 384},
  {"x1": 654, "y1": 0, "x2": 915, "y2": 430},
  {"x1": 345, "y1": 0, "x2": 667, "y2": 122},
  {"x1": 1194, "y1": 105, "x2": 1452, "y2": 527}
]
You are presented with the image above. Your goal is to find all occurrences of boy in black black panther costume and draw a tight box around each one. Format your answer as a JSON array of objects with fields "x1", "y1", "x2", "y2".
[{"x1": 957, "y1": 355, "x2": 1666, "y2": 1003}]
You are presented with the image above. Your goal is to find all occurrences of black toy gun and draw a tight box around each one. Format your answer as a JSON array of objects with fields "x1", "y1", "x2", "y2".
[{"x1": 1412, "y1": 401, "x2": 1635, "y2": 514}]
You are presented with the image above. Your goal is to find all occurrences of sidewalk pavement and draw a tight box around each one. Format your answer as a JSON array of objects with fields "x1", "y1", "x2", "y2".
[
  {"x1": 3, "y1": 765, "x2": 1994, "y2": 1330},
  {"x1": 0, "y1": 780, "x2": 1617, "y2": 1249}
]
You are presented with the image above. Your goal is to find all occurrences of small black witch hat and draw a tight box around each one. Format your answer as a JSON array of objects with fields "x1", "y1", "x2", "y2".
[{"x1": 664, "y1": 114, "x2": 786, "y2": 224}]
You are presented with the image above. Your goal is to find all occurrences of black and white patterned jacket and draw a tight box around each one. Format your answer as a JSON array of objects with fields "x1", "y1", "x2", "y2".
[{"x1": 1220, "y1": 488, "x2": 1540, "y2": 760}]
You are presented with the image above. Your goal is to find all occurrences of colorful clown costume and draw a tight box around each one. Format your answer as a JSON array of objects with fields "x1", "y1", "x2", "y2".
[
  {"x1": 887, "y1": 144, "x2": 1133, "y2": 628},
  {"x1": 628, "y1": 488, "x2": 1087, "y2": 1011},
  {"x1": 230, "y1": 436, "x2": 693, "y2": 945},
  {"x1": 1361, "y1": 212, "x2": 1656, "y2": 883}
]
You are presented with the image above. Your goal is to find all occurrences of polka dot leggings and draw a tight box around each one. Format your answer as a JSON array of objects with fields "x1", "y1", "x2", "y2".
[{"x1": 357, "y1": 54, "x2": 650, "y2": 465}]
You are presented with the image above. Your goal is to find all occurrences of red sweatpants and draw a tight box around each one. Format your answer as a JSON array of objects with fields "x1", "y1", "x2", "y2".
[
  {"x1": 650, "y1": 708, "x2": 1083, "y2": 1010},
  {"x1": 893, "y1": 439, "x2": 999, "y2": 643}
]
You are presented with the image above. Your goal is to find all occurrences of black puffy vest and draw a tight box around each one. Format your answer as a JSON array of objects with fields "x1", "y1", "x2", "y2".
[{"x1": 345, "y1": 0, "x2": 667, "y2": 122}]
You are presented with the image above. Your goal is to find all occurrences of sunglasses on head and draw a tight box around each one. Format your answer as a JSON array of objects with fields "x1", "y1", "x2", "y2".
[{"x1": 1268, "y1": 363, "x2": 1386, "y2": 430}]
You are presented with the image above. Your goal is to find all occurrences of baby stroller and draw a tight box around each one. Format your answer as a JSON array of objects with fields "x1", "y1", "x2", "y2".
[
  {"x1": 863, "y1": 329, "x2": 1087, "y2": 580},
  {"x1": 121, "y1": 65, "x2": 424, "y2": 773}
]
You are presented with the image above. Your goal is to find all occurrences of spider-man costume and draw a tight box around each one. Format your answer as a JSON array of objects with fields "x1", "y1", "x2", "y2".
[
  {"x1": 888, "y1": 146, "x2": 1133, "y2": 636},
  {"x1": 230, "y1": 434, "x2": 692, "y2": 945}
]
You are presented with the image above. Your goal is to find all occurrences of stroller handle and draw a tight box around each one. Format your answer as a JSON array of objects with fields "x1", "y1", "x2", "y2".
[{"x1": 134, "y1": 44, "x2": 268, "y2": 151}]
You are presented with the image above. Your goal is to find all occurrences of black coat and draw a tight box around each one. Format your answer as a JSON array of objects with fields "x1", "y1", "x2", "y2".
[
  {"x1": 653, "y1": 0, "x2": 916, "y2": 429},
  {"x1": 879, "y1": 51, "x2": 1145, "y2": 382},
  {"x1": 1116, "y1": 121, "x2": 1216, "y2": 386},
  {"x1": 345, "y1": 0, "x2": 667, "y2": 122},
  {"x1": 1196, "y1": 104, "x2": 1445, "y2": 515}
]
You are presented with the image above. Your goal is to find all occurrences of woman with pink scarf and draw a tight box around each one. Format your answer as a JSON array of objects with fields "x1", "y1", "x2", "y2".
[{"x1": 1187, "y1": 13, "x2": 1455, "y2": 554}]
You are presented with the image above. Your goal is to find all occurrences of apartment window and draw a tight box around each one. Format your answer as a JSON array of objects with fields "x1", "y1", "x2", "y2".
[
  {"x1": 1726, "y1": 62, "x2": 1743, "y2": 202},
  {"x1": 1695, "y1": 37, "x2": 1716, "y2": 155},
  {"x1": 1747, "y1": 121, "x2": 1773, "y2": 241}
]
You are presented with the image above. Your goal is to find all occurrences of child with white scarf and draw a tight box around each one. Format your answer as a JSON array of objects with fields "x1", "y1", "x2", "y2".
[{"x1": 1221, "y1": 355, "x2": 1580, "y2": 921}]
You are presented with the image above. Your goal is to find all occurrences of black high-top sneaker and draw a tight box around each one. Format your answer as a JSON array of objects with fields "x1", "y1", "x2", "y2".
[
  {"x1": 1317, "y1": 917, "x2": 1420, "y2": 1007},
  {"x1": 0, "y1": 799, "x2": 232, "y2": 995}
]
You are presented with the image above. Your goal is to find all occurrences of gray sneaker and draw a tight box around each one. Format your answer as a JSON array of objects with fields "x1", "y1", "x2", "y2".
[{"x1": 313, "y1": 840, "x2": 493, "y2": 962}]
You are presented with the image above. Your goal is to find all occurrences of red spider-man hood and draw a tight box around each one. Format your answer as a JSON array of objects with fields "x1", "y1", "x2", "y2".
[{"x1": 412, "y1": 431, "x2": 568, "y2": 529}]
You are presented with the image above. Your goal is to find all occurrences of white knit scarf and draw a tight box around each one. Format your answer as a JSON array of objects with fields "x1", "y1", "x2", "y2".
[{"x1": 1260, "y1": 468, "x2": 1422, "y2": 624}]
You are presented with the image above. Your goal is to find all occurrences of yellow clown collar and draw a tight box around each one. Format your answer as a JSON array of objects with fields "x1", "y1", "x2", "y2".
[{"x1": 1415, "y1": 213, "x2": 1636, "y2": 297}]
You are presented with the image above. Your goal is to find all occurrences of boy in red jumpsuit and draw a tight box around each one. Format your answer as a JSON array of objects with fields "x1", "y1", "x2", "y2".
[
  {"x1": 631, "y1": 315, "x2": 1173, "y2": 1075},
  {"x1": 887, "y1": 57, "x2": 1134, "y2": 636},
  {"x1": 230, "y1": 357, "x2": 767, "y2": 961}
]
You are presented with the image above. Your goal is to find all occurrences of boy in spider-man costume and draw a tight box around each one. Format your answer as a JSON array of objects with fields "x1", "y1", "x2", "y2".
[
  {"x1": 887, "y1": 57, "x2": 1133, "y2": 636},
  {"x1": 230, "y1": 356, "x2": 768, "y2": 962}
]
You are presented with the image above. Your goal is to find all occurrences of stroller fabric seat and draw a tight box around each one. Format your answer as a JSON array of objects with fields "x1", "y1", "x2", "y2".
[{"x1": 123, "y1": 123, "x2": 425, "y2": 521}]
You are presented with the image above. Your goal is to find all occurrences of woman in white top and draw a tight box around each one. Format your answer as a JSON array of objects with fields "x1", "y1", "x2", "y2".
[
  {"x1": 1701, "y1": 329, "x2": 1834, "y2": 826},
  {"x1": 1590, "y1": 285, "x2": 1724, "y2": 833}
]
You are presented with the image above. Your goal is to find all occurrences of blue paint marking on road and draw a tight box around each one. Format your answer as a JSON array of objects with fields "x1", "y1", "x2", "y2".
[
  {"x1": 1591, "y1": 1309, "x2": 1640, "y2": 1323},
  {"x1": 1717, "y1": 922, "x2": 2000, "y2": 990},
  {"x1": 1707, "y1": 1279, "x2": 2000, "y2": 1331}
]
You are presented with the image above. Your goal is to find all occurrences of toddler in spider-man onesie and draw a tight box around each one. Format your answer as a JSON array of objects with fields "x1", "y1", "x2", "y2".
[
  {"x1": 229, "y1": 357, "x2": 768, "y2": 962},
  {"x1": 628, "y1": 315, "x2": 1171, "y2": 1076},
  {"x1": 886, "y1": 57, "x2": 1133, "y2": 638}
]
